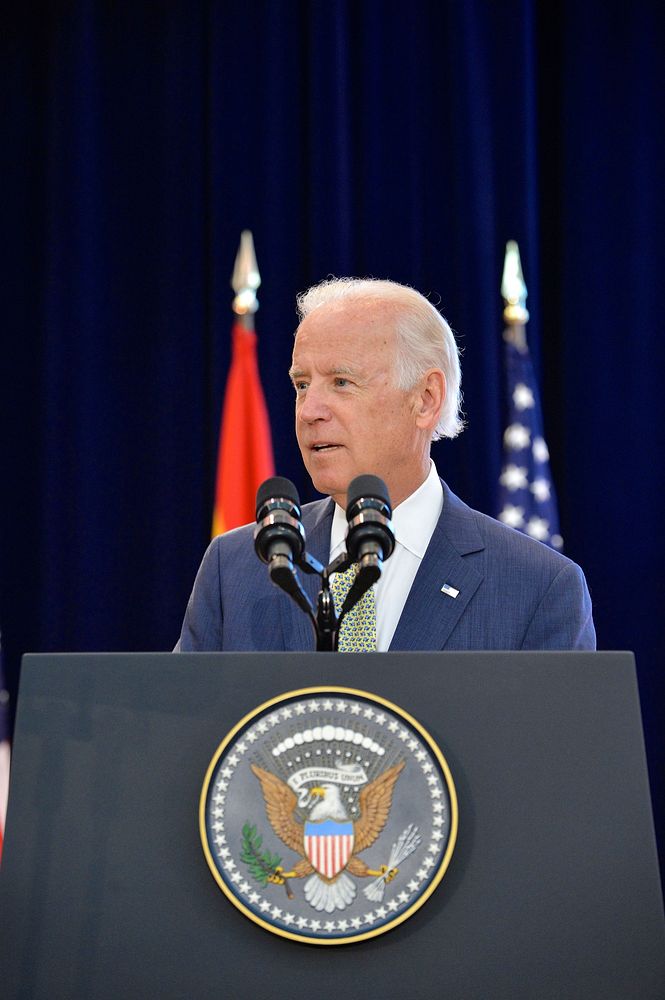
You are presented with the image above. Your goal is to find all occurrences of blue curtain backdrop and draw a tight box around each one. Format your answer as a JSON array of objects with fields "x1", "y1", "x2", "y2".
[{"x1": 2, "y1": 1, "x2": 663, "y2": 868}]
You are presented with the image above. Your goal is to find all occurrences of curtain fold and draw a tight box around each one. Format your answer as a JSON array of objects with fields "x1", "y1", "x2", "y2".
[{"x1": 2, "y1": 0, "x2": 663, "y2": 863}]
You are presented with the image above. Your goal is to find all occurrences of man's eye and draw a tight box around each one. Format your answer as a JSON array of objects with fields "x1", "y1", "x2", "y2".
[
  {"x1": 293, "y1": 381, "x2": 308, "y2": 392},
  {"x1": 335, "y1": 377, "x2": 350, "y2": 387}
]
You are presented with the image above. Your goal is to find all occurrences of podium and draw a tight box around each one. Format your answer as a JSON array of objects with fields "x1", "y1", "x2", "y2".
[{"x1": 0, "y1": 651, "x2": 663, "y2": 999}]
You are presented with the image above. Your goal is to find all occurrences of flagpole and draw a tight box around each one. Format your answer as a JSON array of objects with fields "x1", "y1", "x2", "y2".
[
  {"x1": 211, "y1": 231, "x2": 275, "y2": 537},
  {"x1": 501, "y1": 239, "x2": 529, "y2": 350},
  {"x1": 231, "y1": 229, "x2": 261, "y2": 329}
]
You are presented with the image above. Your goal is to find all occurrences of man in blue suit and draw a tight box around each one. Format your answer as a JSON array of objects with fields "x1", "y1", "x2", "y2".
[{"x1": 176, "y1": 278, "x2": 595, "y2": 652}]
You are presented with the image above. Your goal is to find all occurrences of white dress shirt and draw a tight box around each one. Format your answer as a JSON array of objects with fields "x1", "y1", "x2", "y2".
[{"x1": 329, "y1": 461, "x2": 443, "y2": 650}]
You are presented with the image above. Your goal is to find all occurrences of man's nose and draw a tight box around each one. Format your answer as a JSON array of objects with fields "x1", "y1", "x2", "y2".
[{"x1": 297, "y1": 385, "x2": 331, "y2": 423}]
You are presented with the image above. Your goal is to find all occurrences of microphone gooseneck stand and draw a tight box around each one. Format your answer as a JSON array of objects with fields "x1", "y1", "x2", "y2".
[
  {"x1": 254, "y1": 474, "x2": 395, "y2": 652},
  {"x1": 314, "y1": 554, "x2": 350, "y2": 652}
]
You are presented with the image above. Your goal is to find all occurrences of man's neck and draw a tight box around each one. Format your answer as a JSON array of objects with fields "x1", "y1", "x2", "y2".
[{"x1": 332, "y1": 458, "x2": 433, "y2": 511}]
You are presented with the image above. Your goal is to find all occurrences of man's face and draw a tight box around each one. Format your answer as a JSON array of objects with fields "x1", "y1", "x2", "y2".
[{"x1": 290, "y1": 300, "x2": 428, "y2": 508}]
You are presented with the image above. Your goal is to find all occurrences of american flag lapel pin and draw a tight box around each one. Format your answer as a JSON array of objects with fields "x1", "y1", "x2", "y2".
[{"x1": 441, "y1": 583, "x2": 460, "y2": 599}]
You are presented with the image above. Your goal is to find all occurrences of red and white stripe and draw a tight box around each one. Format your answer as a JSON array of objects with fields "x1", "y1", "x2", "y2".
[{"x1": 304, "y1": 833, "x2": 354, "y2": 879}]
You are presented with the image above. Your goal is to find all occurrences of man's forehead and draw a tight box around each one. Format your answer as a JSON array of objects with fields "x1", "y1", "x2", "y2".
[
  {"x1": 290, "y1": 330, "x2": 394, "y2": 378},
  {"x1": 298, "y1": 295, "x2": 397, "y2": 329},
  {"x1": 289, "y1": 360, "x2": 357, "y2": 378},
  {"x1": 293, "y1": 299, "x2": 397, "y2": 358}
]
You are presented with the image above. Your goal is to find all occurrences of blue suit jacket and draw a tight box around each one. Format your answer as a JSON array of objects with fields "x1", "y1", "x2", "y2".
[{"x1": 176, "y1": 481, "x2": 595, "y2": 652}]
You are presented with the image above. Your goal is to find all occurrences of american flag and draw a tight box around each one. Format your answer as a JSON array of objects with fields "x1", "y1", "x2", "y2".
[{"x1": 496, "y1": 242, "x2": 563, "y2": 550}]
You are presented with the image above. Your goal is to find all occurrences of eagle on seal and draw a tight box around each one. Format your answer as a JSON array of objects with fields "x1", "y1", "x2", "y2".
[{"x1": 250, "y1": 761, "x2": 405, "y2": 913}]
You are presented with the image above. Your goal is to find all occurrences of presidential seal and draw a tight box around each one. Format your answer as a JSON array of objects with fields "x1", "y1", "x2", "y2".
[{"x1": 200, "y1": 687, "x2": 457, "y2": 945}]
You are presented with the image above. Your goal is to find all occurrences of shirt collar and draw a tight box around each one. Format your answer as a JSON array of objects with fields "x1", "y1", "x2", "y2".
[{"x1": 329, "y1": 461, "x2": 443, "y2": 561}]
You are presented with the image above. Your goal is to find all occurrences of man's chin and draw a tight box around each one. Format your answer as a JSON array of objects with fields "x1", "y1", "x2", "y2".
[
  {"x1": 311, "y1": 479, "x2": 343, "y2": 502},
  {"x1": 306, "y1": 469, "x2": 348, "y2": 504},
  {"x1": 301, "y1": 451, "x2": 360, "y2": 504}
]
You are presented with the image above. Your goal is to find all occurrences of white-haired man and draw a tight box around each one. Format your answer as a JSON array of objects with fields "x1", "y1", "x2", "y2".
[{"x1": 176, "y1": 278, "x2": 595, "y2": 652}]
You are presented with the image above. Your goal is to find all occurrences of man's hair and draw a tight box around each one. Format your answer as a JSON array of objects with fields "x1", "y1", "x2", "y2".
[{"x1": 295, "y1": 277, "x2": 464, "y2": 440}]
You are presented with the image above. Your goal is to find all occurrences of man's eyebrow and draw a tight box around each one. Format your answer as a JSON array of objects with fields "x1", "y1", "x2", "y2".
[{"x1": 288, "y1": 365, "x2": 356, "y2": 380}]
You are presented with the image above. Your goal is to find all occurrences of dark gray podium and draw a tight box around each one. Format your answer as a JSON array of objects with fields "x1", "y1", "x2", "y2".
[{"x1": 0, "y1": 651, "x2": 663, "y2": 999}]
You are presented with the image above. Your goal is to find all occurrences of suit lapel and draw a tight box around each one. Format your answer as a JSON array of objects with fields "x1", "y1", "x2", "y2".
[
  {"x1": 277, "y1": 483, "x2": 484, "y2": 652},
  {"x1": 283, "y1": 498, "x2": 334, "y2": 650},
  {"x1": 389, "y1": 482, "x2": 485, "y2": 651}
]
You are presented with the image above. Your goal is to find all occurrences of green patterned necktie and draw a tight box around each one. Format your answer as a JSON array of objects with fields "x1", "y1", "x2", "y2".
[{"x1": 330, "y1": 564, "x2": 377, "y2": 652}]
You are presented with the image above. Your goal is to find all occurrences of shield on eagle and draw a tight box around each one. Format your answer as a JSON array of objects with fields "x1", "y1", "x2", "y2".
[{"x1": 304, "y1": 819, "x2": 355, "y2": 879}]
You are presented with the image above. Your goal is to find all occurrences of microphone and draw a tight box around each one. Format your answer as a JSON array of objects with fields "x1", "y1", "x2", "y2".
[
  {"x1": 255, "y1": 476, "x2": 305, "y2": 569},
  {"x1": 254, "y1": 477, "x2": 312, "y2": 615},
  {"x1": 340, "y1": 475, "x2": 395, "y2": 616},
  {"x1": 345, "y1": 474, "x2": 395, "y2": 565}
]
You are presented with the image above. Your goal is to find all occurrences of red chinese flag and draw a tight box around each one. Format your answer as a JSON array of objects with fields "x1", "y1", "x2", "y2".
[{"x1": 212, "y1": 321, "x2": 275, "y2": 536}]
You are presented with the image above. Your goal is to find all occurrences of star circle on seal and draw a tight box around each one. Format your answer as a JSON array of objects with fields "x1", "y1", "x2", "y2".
[{"x1": 200, "y1": 686, "x2": 458, "y2": 945}]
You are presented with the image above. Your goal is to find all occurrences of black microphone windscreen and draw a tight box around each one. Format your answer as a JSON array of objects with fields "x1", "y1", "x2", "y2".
[
  {"x1": 346, "y1": 475, "x2": 391, "y2": 511},
  {"x1": 255, "y1": 477, "x2": 301, "y2": 518}
]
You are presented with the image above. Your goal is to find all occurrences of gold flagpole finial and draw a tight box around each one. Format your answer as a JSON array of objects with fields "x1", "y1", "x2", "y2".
[
  {"x1": 501, "y1": 240, "x2": 529, "y2": 349},
  {"x1": 231, "y1": 230, "x2": 261, "y2": 317}
]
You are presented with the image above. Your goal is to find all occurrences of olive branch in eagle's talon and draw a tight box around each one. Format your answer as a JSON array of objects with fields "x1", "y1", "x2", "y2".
[{"x1": 240, "y1": 822, "x2": 294, "y2": 899}]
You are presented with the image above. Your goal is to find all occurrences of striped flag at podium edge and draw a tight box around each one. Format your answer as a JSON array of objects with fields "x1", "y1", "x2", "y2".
[
  {"x1": 0, "y1": 635, "x2": 11, "y2": 863},
  {"x1": 497, "y1": 241, "x2": 563, "y2": 551},
  {"x1": 212, "y1": 231, "x2": 275, "y2": 536}
]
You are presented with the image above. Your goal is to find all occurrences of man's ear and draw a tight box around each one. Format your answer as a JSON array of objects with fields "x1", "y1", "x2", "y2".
[{"x1": 414, "y1": 368, "x2": 446, "y2": 432}]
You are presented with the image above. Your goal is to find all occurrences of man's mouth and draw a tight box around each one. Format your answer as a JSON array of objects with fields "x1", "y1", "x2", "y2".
[{"x1": 311, "y1": 443, "x2": 340, "y2": 452}]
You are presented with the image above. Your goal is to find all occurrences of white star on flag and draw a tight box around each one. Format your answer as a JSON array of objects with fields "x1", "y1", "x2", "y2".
[
  {"x1": 499, "y1": 464, "x2": 529, "y2": 490},
  {"x1": 512, "y1": 383, "x2": 535, "y2": 410},
  {"x1": 503, "y1": 423, "x2": 531, "y2": 450},
  {"x1": 532, "y1": 436, "x2": 549, "y2": 463},
  {"x1": 525, "y1": 516, "x2": 550, "y2": 541},
  {"x1": 530, "y1": 478, "x2": 551, "y2": 502},
  {"x1": 498, "y1": 504, "x2": 525, "y2": 528}
]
